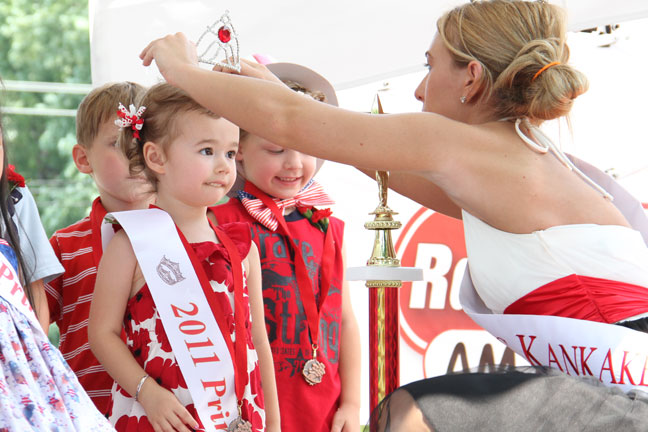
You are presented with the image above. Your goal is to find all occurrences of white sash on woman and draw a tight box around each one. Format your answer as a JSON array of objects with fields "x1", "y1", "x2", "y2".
[
  {"x1": 0, "y1": 249, "x2": 41, "y2": 332},
  {"x1": 102, "y1": 208, "x2": 237, "y2": 430},
  {"x1": 460, "y1": 156, "x2": 648, "y2": 394},
  {"x1": 460, "y1": 272, "x2": 648, "y2": 393}
]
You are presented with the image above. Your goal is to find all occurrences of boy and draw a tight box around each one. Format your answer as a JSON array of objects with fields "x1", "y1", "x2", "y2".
[
  {"x1": 211, "y1": 63, "x2": 361, "y2": 432},
  {"x1": 45, "y1": 81, "x2": 152, "y2": 414}
]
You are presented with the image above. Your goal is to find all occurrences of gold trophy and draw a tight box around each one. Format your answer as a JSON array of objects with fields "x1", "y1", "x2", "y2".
[
  {"x1": 346, "y1": 94, "x2": 423, "y2": 416},
  {"x1": 365, "y1": 170, "x2": 402, "y2": 287}
]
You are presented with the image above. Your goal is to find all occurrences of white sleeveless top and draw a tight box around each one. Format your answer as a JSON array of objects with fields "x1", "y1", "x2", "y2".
[{"x1": 462, "y1": 209, "x2": 648, "y2": 314}]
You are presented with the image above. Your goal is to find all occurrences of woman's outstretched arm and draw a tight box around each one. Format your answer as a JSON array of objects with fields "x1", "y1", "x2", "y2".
[{"x1": 140, "y1": 33, "x2": 487, "y2": 175}]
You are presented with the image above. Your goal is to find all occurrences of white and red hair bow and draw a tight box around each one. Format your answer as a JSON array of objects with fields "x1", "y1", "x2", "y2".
[{"x1": 115, "y1": 103, "x2": 146, "y2": 139}]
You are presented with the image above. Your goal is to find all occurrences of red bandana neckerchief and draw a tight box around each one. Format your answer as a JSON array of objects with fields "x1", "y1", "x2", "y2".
[
  {"x1": 238, "y1": 180, "x2": 334, "y2": 231},
  {"x1": 243, "y1": 182, "x2": 336, "y2": 375},
  {"x1": 177, "y1": 219, "x2": 249, "y2": 423}
]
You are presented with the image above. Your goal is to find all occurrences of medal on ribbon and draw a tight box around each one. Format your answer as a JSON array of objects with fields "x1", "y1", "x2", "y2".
[
  {"x1": 206, "y1": 223, "x2": 254, "y2": 430},
  {"x1": 227, "y1": 411, "x2": 253, "y2": 432},
  {"x1": 243, "y1": 182, "x2": 335, "y2": 385},
  {"x1": 302, "y1": 344, "x2": 326, "y2": 385}
]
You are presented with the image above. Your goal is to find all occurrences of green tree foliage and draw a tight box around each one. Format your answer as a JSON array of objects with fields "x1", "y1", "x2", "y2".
[{"x1": 0, "y1": 0, "x2": 96, "y2": 235}]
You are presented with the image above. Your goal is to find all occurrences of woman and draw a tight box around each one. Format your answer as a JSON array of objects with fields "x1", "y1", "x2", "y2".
[{"x1": 140, "y1": 0, "x2": 648, "y2": 429}]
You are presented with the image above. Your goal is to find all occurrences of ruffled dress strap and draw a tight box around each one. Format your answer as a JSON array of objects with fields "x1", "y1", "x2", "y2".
[
  {"x1": 190, "y1": 222, "x2": 251, "y2": 301},
  {"x1": 214, "y1": 221, "x2": 252, "y2": 260},
  {"x1": 192, "y1": 222, "x2": 251, "y2": 265}
]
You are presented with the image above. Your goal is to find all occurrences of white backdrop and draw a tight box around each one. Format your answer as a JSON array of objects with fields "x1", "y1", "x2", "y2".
[
  {"x1": 89, "y1": 0, "x2": 648, "y2": 89},
  {"x1": 90, "y1": 0, "x2": 648, "y2": 423}
]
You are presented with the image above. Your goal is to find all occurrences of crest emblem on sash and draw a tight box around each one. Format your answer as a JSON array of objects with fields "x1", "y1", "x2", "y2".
[{"x1": 157, "y1": 256, "x2": 185, "y2": 285}]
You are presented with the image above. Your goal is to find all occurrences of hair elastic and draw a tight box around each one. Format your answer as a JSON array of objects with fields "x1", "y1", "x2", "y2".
[{"x1": 532, "y1": 61, "x2": 561, "y2": 82}]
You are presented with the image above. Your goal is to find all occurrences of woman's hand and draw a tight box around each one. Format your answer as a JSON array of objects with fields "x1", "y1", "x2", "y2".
[
  {"x1": 239, "y1": 59, "x2": 284, "y2": 84},
  {"x1": 140, "y1": 32, "x2": 199, "y2": 86},
  {"x1": 138, "y1": 378, "x2": 199, "y2": 432},
  {"x1": 212, "y1": 58, "x2": 284, "y2": 85}
]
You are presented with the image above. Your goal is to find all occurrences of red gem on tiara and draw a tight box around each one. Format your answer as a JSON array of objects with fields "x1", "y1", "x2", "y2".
[
  {"x1": 218, "y1": 27, "x2": 231, "y2": 43},
  {"x1": 196, "y1": 11, "x2": 240, "y2": 72}
]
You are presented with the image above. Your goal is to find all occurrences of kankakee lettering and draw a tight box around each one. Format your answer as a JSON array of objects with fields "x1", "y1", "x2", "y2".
[{"x1": 515, "y1": 333, "x2": 648, "y2": 387}]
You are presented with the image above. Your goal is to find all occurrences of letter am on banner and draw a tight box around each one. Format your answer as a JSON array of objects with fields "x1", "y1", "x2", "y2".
[{"x1": 396, "y1": 208, "x2": 528, "y2": 383}]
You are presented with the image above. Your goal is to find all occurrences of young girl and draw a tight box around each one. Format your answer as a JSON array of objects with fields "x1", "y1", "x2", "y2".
[
  {"x1": 0, "y1": 106, "x2": 113, "y2": 430},
  {"x1": 88, "y1": 83, "x2": 279, "y2": 432},
  {"x1": 211, "y1": 63, "x2": 360, "y2": 432}
]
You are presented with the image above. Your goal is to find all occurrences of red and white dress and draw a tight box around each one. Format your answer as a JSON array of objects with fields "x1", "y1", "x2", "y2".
[
  {"x1": 462, "y1": 209, "x2": 648, "y2": 323},
  {"x1": 109, "y1": 223, "x2": 265, "y2": 431}
]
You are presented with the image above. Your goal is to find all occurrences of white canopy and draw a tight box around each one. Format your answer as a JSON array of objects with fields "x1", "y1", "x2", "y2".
[{"x1": 89, "y1": 0, "x2": 648, "y2": 89}]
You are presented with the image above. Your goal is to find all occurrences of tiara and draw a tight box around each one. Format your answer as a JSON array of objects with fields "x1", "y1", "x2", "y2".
[{"x1": 196, "y1": 11, "x2": 241, "y2": 72}]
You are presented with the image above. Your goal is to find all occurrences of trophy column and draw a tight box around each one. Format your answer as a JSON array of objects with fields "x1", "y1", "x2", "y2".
[
  {"x1": 347, "y1": 169, "x2": 422, "y2": 417},
  {"x1": 346, "y1": 94, "x2": 422, "y2": 421},
  {"x1": 366, "y1": 171, "x2": 401, "y2": 411}
]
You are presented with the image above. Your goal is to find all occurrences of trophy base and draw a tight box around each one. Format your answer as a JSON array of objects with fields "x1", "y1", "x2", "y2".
[{"x1": 346, "y1": 266, "x2": 423, "y2": 282}]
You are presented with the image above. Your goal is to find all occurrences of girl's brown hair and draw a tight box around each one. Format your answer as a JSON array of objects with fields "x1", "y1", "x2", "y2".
[{"x1": 118, "y1": 83, "x2": 220, "y2": 188}]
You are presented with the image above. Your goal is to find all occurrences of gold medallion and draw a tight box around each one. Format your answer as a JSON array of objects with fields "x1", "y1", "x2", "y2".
[
  {"x1": 227, "y1": 416, "x2": 253, "y2": 432},
  {"x1": 302, "y1": 358, "x2": 326, "y2": 385}
]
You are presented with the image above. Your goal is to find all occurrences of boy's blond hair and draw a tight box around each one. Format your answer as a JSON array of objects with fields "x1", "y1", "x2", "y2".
[{"x1": 76, "y1": 82, "x2": 145, "y2": 148}]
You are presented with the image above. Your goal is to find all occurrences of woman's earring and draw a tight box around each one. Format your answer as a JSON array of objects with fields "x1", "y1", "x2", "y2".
[{"x1": 460, "y1": 96, "x2": 467, "y2": 104}]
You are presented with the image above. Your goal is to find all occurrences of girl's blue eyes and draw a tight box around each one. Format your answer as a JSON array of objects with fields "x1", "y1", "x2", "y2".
[
  {"x1": 227, "y1": 150, "x2": 237, "y2": 159},
  {"x1": 199, "y1": 148, "x2": 213, "y2": 156}
]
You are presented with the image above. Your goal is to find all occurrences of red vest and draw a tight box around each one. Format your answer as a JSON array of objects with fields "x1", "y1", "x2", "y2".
[{"x1": 211, "y1": 198, "x2": 344, "y2": 432}]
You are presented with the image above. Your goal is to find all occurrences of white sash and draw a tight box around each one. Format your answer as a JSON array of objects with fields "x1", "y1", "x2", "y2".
[
  {"x1": 102, "y1": 209, "x2": 237, "y2": 430},
  {"x1": 460, "y1": 272, "x2": 648, "y2": 393},
  {"x1": 0, "y1": 249, "x2": 41, "y2": 332}
]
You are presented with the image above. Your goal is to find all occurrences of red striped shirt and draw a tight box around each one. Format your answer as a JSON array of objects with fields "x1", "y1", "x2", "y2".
[{"x1": 45, "y1": 198, "x2": 113, "y2": 415}]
